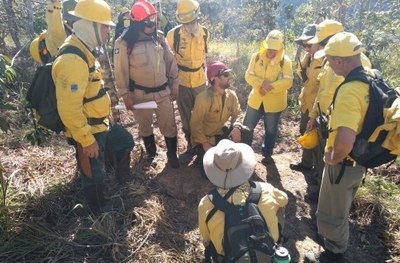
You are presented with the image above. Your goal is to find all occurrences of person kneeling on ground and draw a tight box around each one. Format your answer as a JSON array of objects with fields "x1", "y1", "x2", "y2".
[
  {"x1": 198, "y1": 139, "x2": 289, "y2": 262},
  {"x1": 190, "y1": 61, "x2": 250, "y2": 177}
]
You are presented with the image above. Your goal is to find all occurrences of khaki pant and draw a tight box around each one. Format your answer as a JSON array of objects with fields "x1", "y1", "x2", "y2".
[
  {"x1": 317, "y1": 163, "x2": 365, "y2": 253},
  {"x1": 177, "y1": 84, "x2": 206, "y2": 136},
  {"x1": 132, "y1": 88, "x2": 177, "y2": 138}
]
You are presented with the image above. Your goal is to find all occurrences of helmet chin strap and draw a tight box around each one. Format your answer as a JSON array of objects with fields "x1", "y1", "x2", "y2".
[{"x1": 92, "y1": 22, "x2": 104, "y2": 57}]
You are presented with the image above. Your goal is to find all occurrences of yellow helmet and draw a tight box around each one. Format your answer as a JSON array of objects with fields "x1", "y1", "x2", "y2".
[
  {"x1": 29, "y1": 32, "x2": 49, "y2": 64},
  {"x1": 68, "y1": 0, "x2": 115, "y2": 26},
  {"x1": 176, "y1": 0, "x2": 200, "y2": 24},
  {"x1": 297, "y1": 129, "x2": 319, "y2": 149}
]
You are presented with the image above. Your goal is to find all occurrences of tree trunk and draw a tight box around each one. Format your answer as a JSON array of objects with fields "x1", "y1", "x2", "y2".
[
  {"x1": 24, "y1": 0, "x2": 35, "y2": 39},
  {"x1": 2, "y1": 0, "x2": 21, "y2": 50}
]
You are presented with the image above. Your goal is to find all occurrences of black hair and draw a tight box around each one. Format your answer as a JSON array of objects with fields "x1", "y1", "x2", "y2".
[
  {"x1": 319, "y1": 35, "x2": 333, "y2": 47},
  {"x1": 122, "y1": 20, "x2": 158, "y2": 50}
]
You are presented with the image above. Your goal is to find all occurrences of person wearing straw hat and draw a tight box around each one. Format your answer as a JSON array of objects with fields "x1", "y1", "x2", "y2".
[
  {"x1": 290, "y1": 24, "x2": 324, "y2": 173},
  {"x1": 243, "y1": 30, "x2": 294, "y2": 165},
  {"x1": 304, "y1": 32, "x2": 374, "y2": 263},
  {"x1": 52, "y1": 0, "x2": 134, "y2": 214},
  {"x1": 190, "y1": 61, "x2": 250, "y2": 176},
  {"x1": 198, "y1": 139, "x2": 288, "y2": 259}
]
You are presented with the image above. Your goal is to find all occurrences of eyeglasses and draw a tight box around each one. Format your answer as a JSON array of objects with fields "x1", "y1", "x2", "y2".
[{"x1": 303, "y1": 43, "x2": 312, "y2": 48}]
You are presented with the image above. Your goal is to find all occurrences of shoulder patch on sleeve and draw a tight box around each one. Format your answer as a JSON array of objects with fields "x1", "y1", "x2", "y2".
[{"x1": 70, "y1": 84, "x2": 78, "y2": 92}]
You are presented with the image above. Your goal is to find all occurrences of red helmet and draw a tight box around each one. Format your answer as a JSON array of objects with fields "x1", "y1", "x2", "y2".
[
  {"x1": 130, "y1": 0, "x2": 156, "y2": 21},
  {"x1": 207, "y1": 61, "x2": 232, "y2": 81}
]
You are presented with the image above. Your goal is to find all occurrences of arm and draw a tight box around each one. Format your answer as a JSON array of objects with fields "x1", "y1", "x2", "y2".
[
  {"x1": 52, "y1": 55, "x2": 95, "y2": 148},
  {"x1": 325, "y1": 127, "x2": 356, "y2": 165},
  {"x1": 245, "y1": 53, "x2": 265, "y2": 92},
  {"x1": 45, "y1": 0, "x2": 67, "y2": 56},
  {"x1": 190, "y1": 94, "x2": 212, "y2": 150},
  {"x1": 113, "y1": 39, "x2": 134, "y2": 110},
  {"x1": 161, "y1": 36, "x2": 179, "y2": 100}
]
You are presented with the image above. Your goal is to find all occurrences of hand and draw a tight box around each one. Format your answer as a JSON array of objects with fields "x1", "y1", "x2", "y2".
[
  {"x1": 324, "y1": 147, "x2": 339, "y2": 165},
  {"x1": 259, "y1": 87, "x2": 266, "y2": 96},
  {"x1": 261, "y1": 80, "x2": 273, "y2": 92},
  {"x1": 202, "y1": 142, "x2": 213, "y2": 152},
  {"x1": 83, "y1": 141, "x2": 99, "y2": 159},
  {"x1": 229, "y1": 127, "x2": 241, "y2": 143},
  {"x1": 170, "y1": 87, "x2": 178, "y2": 101},
  {"x1": 122, "y1": 93, "x2": 135, "y2": 111},
  {"x1": 307, "y1": 118, "x2": 316, "y2": 131}
]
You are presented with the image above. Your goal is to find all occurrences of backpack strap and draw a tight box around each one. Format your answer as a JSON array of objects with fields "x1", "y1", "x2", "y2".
[
  {"x1": 247, "y1": 181, "x2": 262, "y2": 204},
  {"x1": 206, "y1": 187, "x2": 237, "y2": 223},
  {"x1": 57, "y1": 45, "x2": 95, "y2": 73},
  {"x1": 173, "y1": 25, "x2": 182, "y2": 57},
  {"x1": 202, "y1": 26, "x2": 208, "y2": 54}
]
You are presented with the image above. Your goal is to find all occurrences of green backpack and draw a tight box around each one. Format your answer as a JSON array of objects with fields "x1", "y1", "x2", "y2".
[{"x1": 26, "y1": 46, "x2": 94, "y2": 133}]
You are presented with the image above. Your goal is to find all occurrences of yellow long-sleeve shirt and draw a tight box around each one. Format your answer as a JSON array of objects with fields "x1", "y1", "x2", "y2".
[
  {"x1": 190, "y1": 88, "x2": 242, "y2": 146},
  {"x1": 52, "y1": 35, "x2": 110, "y2": 147},
  {"x1": 45, "y1": 0, "x2": 68, "y2": 57},
  {"x1": 297, "y1": 54, "x2": 324, "y2": 113},
  {"x1": 166, "y1": 24, "x2": 209, "y2": 88},
  {"x1": 310, "y1": 53, "x2": 372, "y2": 118},
  {"x1": 198, "y1": 181, "x2": 288, "y2": 256},
  {"x1": 245, "y1": 50, "x2": 293, "y2": 112}
]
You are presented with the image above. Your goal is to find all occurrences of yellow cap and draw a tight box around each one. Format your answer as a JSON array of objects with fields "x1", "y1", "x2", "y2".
[
  {"x1": 308, "y1": 19, "x2": 344, "y2": 44},
  {"x1": 262, "y1": 30, "x2": 283, "y2": 51},
  {"x1": 297, "y1": 129, "x2": 319, "y2": 149},
  {"x1": 314, "y1": 32, "x2": 364, "y2": 59}
]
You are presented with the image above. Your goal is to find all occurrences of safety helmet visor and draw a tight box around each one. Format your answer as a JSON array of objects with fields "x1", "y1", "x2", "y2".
[{"x1": 176, "y1": 8, "x2": 198, "y2": 23}]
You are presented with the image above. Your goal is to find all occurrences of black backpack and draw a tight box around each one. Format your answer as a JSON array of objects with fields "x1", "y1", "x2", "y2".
[
  {"x1": 26, "y1": 46, "x2": 94, "y2": 134},
  {"x1": 205, "y1": 181, "x2": 277, "y2": 263},
  {"x1": 332, "y1": 67, "x2": 399, "y2": 169}
]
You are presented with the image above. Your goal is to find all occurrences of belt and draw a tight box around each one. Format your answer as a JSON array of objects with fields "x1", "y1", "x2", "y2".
[
  {"x1": 338, "y1": 159, "x2": 357, "y2": 167},
  {"x1": 178, "y1": 64, "x2": 203, "y2": 72},
  {"x1": 87, "y1": 117, "x2": 106, "y2": 126},
  {"x1": 129, "y1": 80, "x2": 168, "y2": 94}
]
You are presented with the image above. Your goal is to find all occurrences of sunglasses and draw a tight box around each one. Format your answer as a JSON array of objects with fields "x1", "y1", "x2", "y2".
[
  {"x1": 218, "y1": 72, "x2": 231, "y2": 78},
  {"x1": 144, "y1": 21, "x2": 156, "y2": 27},
  {"x1": 303, "y1": 43, "x2": 312, "y2": 48}
]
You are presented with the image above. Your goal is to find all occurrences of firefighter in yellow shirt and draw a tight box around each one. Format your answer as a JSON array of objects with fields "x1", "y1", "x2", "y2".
[
  {"x1": 290, "y1": 24, "x2": 324, "y2": 172},
  {"x1": 29, "y1": 0, "x2": 78, "y2": 64},
  {"x1": 166, "y1": 0, "x2": 210, "y2": 153},
  {"x1": 304, "y1": 32, "x2": 372, "y2": 263},
  {"x1": 52, "y1": 0, "x2": 134, "y2": 214},
  {"x1": 190, "y1": 61, "x2": 248, "y2": 176},
  {"x1": 243, "y1": 30, "x2": 293, "y2": 164}
]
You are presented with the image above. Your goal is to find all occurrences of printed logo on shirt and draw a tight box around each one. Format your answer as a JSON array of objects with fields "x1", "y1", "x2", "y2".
[{"x1": 70, "y1": 84, "x2": 78, "y2": 92}]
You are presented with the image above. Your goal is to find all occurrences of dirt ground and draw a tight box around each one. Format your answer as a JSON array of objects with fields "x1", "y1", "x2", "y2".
[
  {"x1": 120, "y1": 103, "x2": 386, "y2": 263},
  {"x1": 0, "y1": 103, "x2": 390, "y2": 262}
]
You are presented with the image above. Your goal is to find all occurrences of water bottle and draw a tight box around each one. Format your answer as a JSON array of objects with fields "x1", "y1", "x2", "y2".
[{"x1": 273, "y1": 246, "x2": 291, "y2": 263}]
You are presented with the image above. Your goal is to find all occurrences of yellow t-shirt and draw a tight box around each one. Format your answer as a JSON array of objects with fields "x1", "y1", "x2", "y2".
[{"x1": 325, "y1": 79, "x2": 369, "y2": 152}]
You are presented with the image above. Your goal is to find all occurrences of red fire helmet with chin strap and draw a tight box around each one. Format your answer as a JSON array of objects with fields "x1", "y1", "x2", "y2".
[{"x1": 130, "y1": 0, "x2": 156, "y2": 21}]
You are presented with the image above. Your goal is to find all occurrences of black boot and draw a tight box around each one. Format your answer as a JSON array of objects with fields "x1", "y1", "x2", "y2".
[
  {"x1": 83, "y1": 184, "x2": 106, "y2": 215},
  {"x1": 165, "y1": 136, "x2": 180, "y2": 168},
  {"x1": 143, "y1": 135, "x2": 157, "y2": 167},
  {"x1": 184, "y1": 131, "x2": 195, "y2": 155},
  {"x1": 115, "y1": 153, "x2": 131, "y2": 183}
]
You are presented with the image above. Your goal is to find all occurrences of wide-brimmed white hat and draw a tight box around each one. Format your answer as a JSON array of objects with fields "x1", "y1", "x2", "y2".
[{"x1": 203, "y1": 139, "x2": 256, "y2": 188}]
